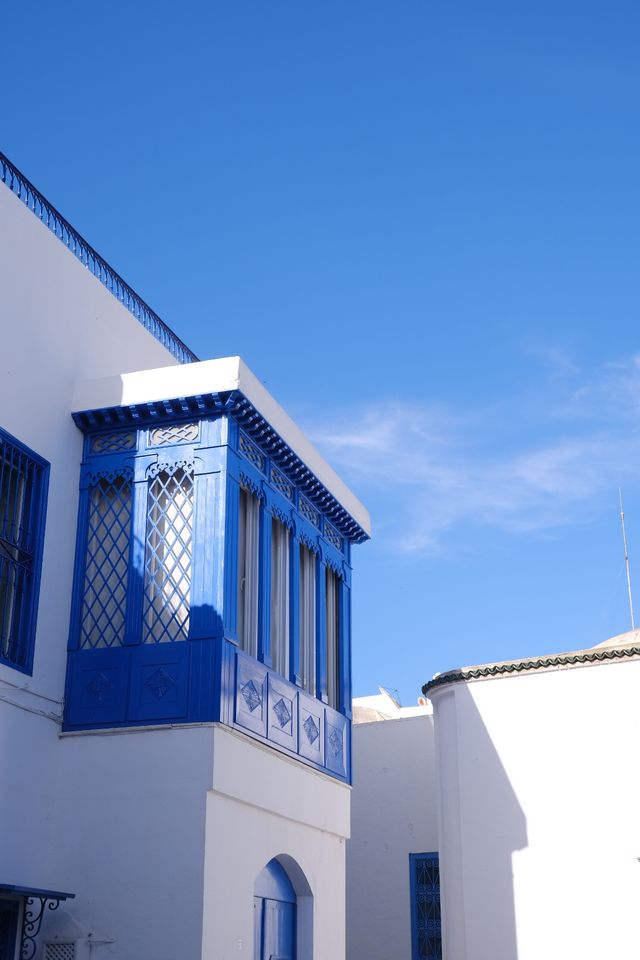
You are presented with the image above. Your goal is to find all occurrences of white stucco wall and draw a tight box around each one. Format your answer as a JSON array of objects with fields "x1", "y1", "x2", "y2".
[
  {"x1": 204, "y1": 725, "x2": 351, "y2": 960},
  {"x1": 431, "y1": 657, "x2": 640, "y2": 960},
  {"x1": 346, "y1": 713, "x2": 438, "y2": 960},
  {"x1": 0, "y1": 180, "x2": 177, "y2": 887}
]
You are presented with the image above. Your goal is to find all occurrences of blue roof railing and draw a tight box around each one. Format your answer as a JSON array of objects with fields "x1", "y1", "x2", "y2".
[{"x1": 0, "y1": 151, "x2": 198, "y2": 366}]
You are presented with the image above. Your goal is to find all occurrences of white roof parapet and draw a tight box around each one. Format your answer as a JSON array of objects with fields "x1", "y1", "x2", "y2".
[{"x1": 72, "y1": 355, "x2": 371, "y2": 536}]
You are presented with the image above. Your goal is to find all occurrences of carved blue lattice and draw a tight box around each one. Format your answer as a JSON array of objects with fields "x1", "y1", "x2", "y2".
[
  {"x1": 239, "y1": 433, "x2": 265, "y2": 471},
  {"x1": 90, "y1": 431, "x2": 135, "y2": 454},
  {"x1": 324, "y1": 522, "x2": 342, "y2": 551},
  {"x1": 299, "y1": 495, "x2": 319, "y2": 528},
  {"x1": 303, "y1": 715, "x2": 319, "y2": 745},
  {"x1": 142, "y1": 466, "x2": 193, "y2": 643},
  {"x1": 273, "y1": 697, "x2": 291, "y2": 728},
  {"x1": 271, "y1": 467, "x2": 293, "y2": 501},
  {"x1": 80, "y1": 476, "x2": 132, "y2": 648},
  {"x1": 411, "y1": 853, "x2": 442, "y2": 960},
  {"x1": 240, "y1": 679, "x2": 262, "y2": 712},
  {"x1": 149, "y1": 423, "x2": 198, "y2": 446}
]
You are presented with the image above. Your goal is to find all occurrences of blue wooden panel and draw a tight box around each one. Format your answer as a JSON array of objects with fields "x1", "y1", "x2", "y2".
[
  {"x1": 66, "y1": 648, "x2": 128, "y2": 726},
  {"x1": 262, "y1": 900, "x2": 295, "y2": 960},
  {"x1": 128, "y1": 642, "x2": 190, "y2": 721},
  {"x1": 324, "y1": 710, "x2": 348, "y2": 778},
  {"x1": 235, "y1": 651, "x2": 268, "y2": 736},
  {"x1": 298, "y1": 690, "x2": 325, "y2": 766},
  {"x1": 267, "y1": 675, "x2": 298, "y2": 751}
]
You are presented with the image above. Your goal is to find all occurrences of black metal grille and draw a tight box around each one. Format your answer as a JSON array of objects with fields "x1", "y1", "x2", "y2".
[
  {"x1": 0, "y1": 433, "x2": 46, "y2": 669},
  {"x1": 412, "y1": 853, "x2": 442, "y2": 960}
]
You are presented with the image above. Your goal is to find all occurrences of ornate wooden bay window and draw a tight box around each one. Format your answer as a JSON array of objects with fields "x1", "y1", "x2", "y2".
[{"x1": 65, "y1": 393, "x2": 366, "y2": 782}]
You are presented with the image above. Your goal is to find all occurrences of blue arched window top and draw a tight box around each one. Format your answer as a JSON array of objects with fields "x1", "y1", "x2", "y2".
[{"x1": 254, "y1": 859, "x2": 296, "y2": 904}]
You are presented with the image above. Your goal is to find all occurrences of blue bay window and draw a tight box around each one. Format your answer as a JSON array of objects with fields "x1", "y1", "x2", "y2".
[{"x1": 65, "y1": 397, "x2": 366, "y2": 782}]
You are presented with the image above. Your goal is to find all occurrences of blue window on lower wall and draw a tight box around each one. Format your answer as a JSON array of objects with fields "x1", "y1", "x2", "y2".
[
  {"x1": 0, "y1": 426, "x2": 49, "y2": 674},
  {"x1": 409, "y1": 852, "x2": 442, "y2": 960}
]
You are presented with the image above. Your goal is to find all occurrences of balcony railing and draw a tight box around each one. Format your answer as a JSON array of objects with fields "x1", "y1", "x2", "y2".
[{"x1": 0, "y1": 151, "x2": 198, "y2": 366}]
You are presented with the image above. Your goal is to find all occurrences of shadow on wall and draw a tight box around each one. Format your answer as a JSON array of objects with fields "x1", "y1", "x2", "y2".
[{"x1": 438, "y1": 683, "x2": 528, "y2": 960}]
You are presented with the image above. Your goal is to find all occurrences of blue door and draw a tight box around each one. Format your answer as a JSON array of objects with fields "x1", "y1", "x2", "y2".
[
  {"x1": 0, "y1": 900, "x2": 19, "y2": 960},
  {"x1": 254, "y1": 860, "x2": 296, "y2": 960}
]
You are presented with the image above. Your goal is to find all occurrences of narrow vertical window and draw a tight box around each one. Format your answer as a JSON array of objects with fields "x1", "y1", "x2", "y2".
[
  {"x1": 325, "y1": 568, "x2": 340, "y2": 709},
  {"x1": 0, "y1": 429, "x2": 48, "y2": 671},
  {"x1": 238, "y1": 487, "x2": 260, "y2": 658},
  {"x1": 271, "y1": 517, "x2": 290, "y2": 677},
  {"x1": 299, "y1": 544, "x2": 316, "y2": 695},
  {"x1": 81, "y1": 475, "x2": 132, "y2": 649},
  {"x1": 143, "y1": 466, "x2": 194, "y2": 643},
  {"x1": 410, "y1": 853, "x2": 442, "y2": 960}
]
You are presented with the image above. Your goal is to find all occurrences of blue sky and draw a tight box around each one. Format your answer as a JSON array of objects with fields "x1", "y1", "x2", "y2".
[{"x1": 3, "y1": 1, "x2": 640, "y2": 702}]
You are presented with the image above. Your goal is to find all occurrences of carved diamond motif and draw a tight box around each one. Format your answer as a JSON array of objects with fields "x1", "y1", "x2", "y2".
[
  {"x1": 273, "y1": 697, "x2": 292, "y2": 729},
  {"x1": 86, "y1": 672, "x2": 114, "y2": 702},
  {"x1": 328, "y1": 727, "x2": 343, "y2": 758},
  {"x1": 303, "y1": 715, "x2": 320, "y2": 745},
  {"x1": 144, "y1": 667, "x2": 175, "y2": 699},
  {"x1": 240, "y1": 679, "x2": 262, "y2": 713}
]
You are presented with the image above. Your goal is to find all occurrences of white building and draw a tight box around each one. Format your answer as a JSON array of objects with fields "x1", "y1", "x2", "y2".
[
  {"x1": 348, "y1": 631, "x2": 640, "y2": 960},
  {"x1": 0, "y1": 151, "x2": 370, "y2": 960}
]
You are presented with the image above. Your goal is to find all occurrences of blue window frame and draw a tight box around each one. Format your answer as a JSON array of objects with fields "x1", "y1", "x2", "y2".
[
  {"x1": 409, "y1": 852, "x2": 442, "y2": 960},
  {"x1": 0, "y1": 427, "x2": 49, "y2": 674}
]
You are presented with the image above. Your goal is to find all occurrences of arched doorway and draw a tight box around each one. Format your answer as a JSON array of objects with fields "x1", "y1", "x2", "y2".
[{"x1": 254, "y1": 859, "x2": 296, "y2": 960}]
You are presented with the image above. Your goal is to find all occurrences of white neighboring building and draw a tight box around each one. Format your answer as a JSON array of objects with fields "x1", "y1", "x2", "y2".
[
  {"x1": 0, "y1": 152, "x2": 370, "y2": 960},
  {"x1": 426, "y1": 629, "x2": 640, "y2": 960},
  {"x1": 347, "y1": 691, "x2": 438, "y2": 960}
]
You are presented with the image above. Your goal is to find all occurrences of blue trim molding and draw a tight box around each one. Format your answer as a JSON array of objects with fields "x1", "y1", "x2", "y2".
[
  {"x1": 0, "y1": 151, "x2": 197, "y2": 366},
  {"x1": 64, "y1": 406, "x2": 364, "y2": 783}
]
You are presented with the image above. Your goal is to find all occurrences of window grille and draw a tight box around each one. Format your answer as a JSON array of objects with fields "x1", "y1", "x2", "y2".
[
  {"x1": 80, "y1": 475, "x2": 132, "y2": 649},
  {"x1": 410, "y1": 853, "x2": 442, "y2": 960},
  {"x1": 143, "y1": 466, "x2": 194, "y2": 643},
  {"x1": 43, "y1": 941, "x2": 76, "y2": 960},
  {"x1": 325, "y1": 568, "x2": 340, "y2": 709},
  {"x1": 0, "y1": 427, "x2": 48, "y2": 671}
]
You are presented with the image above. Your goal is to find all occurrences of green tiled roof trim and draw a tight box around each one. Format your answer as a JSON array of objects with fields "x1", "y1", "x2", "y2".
[{"x1": 422, "y1": 644, "x2": 640, "y2": 696}]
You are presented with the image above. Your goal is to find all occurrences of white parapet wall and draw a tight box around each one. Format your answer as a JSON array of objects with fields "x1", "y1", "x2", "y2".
[{"x1": 430, "y1": 645, "x2": 640, "y2": 960}]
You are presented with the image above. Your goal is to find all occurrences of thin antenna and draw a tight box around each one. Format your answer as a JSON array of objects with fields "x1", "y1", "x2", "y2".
[{"x1": 619, "y1": 488, "x2": 635, "y2": 630}]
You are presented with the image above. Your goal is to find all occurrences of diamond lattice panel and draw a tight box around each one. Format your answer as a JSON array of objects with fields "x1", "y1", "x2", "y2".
[
  {"x1": 143, "y1": 467, "x2": 194, "y2": 643},
  {"x1": 80, "y1": 476, "x2": 132, "y2": 648}
]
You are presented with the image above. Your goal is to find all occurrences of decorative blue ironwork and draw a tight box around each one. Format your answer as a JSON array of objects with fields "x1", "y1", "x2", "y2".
[
  {"x1": 142, "y1": 466, "x2": 193, "y2": 643},
  {"x1": 80, "y1": 476, "x2": 132, "y2": 649},
  {"x1": 410, "y1": 853, "x2": 442, "y2": 960},
  {"x1": 0, "y1": 151, "x2": 197, "y2": 366},
  {"x1": 0, "y1": 427, "x2": 49, "y2": 673}
]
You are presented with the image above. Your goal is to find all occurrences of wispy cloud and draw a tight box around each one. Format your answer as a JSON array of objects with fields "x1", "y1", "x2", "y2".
[{"x1": 307, "y1": 353, "x2": 640, "y2": 554}]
